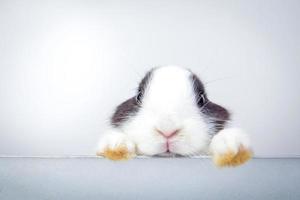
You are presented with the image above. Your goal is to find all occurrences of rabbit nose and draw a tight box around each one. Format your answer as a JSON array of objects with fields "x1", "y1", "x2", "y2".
[{"x1": 156, "y1": 129, "x2": 179, "y2": 138}]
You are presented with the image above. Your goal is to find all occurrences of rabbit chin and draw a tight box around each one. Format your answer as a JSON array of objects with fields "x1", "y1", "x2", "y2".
[{"x1": 133, "y1": 133, "x2": 210, "y2": 156}]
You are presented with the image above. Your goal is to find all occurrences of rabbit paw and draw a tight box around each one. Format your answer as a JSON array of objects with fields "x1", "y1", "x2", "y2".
[
  {"x1": 96, "y1": 131, "x2": 136, "y2": 160},
  {"x1": 210, "y1": 128, "x2": 252, "y2": 167}
]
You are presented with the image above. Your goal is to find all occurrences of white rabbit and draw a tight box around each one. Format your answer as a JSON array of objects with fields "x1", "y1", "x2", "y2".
[{"x1": 96, "y1": 66, "x2": 252, "y2": 166}]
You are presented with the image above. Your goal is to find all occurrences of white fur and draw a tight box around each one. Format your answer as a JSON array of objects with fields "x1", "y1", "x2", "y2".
[
  {"x1": 209, "y1": 128, "x2": 251, "y2": 155},
  {"x1": 97, "y1": 66, "x2": 250, "y2": 157},
  {"x1": 97, "y1": 129, "x2": 135, "y2": 155}
]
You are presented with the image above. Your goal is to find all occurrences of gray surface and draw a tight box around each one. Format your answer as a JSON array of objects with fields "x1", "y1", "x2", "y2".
[
  {"x1": 0, "y1": 157, "x2": 299, "y2": 200},
  {"x1": 0, "y1": 0, "x2": 300, "y2": 156}
]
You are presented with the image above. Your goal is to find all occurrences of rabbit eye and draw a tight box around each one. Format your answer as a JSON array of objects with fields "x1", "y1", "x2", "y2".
[
  {"x1": 136, "y1": 92, "x2": 142, "y2": 104},
  {"x1": 197, "y1": 94, "x2": 206, "y2": 106}
]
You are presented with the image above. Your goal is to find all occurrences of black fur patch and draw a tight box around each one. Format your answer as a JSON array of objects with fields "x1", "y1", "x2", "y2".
[
  {"x1": 201, "y1": 102, "x2": 230, "y2": 132},
  {"x1": 136, "y1": 69, "x2": 154, "y2": 103},
  {"x1": 190, "y1": 73, "x2": 207, "y2": 107},
  {"x1": 111, "y1": 97, "x2": 140, "y2": 127},
  {"x1": 190, "y1": 73, "x2": 230, "y2": 133},
  {"x1": 111, "y1": 69, "x2": 154, "y2": 127}
]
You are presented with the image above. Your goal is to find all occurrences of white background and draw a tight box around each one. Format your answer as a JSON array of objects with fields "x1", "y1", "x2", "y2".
[{"x1": 0, "y1": 0, "x2": 299, "y2": 156}]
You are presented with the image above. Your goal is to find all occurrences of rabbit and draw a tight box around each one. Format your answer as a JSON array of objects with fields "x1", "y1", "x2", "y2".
[{"x1": 96, "y1": 65, "x2": 252, "y2": 166}]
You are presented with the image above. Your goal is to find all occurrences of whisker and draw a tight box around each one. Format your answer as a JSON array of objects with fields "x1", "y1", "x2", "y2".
[
  {"x1": 206, "y1": 117, "x2": 232, "y2": 123},
  {"x1": 198, "y1": 100, "x2": 211, "y2": 111},
  {"x1": 204, "y1": 76, "x2": 233, "y2": 86}
]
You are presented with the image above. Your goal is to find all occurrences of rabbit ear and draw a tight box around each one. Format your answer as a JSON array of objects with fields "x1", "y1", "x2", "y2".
[
  {"x1": 190, "y1": 72, "x2": 230, "y2": 132},
  {"x1": 111, "y1": 97, "x2": 140, "y2": 127},
  {"x1": 110, "y1": 68, "x2": 155, "y2": 127},
  {"x1": 202, "y1": 102, "x2": 230, "y2": 132}
]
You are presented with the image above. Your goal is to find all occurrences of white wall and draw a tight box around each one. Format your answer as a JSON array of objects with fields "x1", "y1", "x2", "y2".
[{"x1": 0, "y1": 0, "x2": 299, "y2": 156}]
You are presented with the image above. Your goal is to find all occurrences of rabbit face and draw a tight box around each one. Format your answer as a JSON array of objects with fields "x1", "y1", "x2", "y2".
[{"x1": 111, "y1": 66, "x2": 229, "y2": 156}]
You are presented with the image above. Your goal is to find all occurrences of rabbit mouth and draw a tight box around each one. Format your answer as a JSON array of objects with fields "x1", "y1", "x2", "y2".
[
  {"x1": 164, "y1": 139, "x2": 176, "y2": 154},
  {"x1": 166, "y1": 140, "x2": 170, "y2": 152}
]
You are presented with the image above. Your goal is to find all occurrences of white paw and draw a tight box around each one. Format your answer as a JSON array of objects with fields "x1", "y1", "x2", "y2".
[
  {"x1": 96, "y1": 129, "x2": 136, "y2": 160},
  {"x1": 210, "y1": 128, "x2": 252, "y2": 167}
]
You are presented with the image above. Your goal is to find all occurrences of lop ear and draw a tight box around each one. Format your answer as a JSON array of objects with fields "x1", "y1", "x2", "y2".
[
  {"x1": 111, "y1": 97, "x2": 140, "y2": 127},
  {"x1": 110, "y1": 68, "x2": 155, "y2": 128},
  {"x1": 189, "y1": 72, "x2": 230, "y2": 132},
  {"x1": 202, "y1": 102, "x2": 230, "y2": 121},
  {"x1": 202, "y1": 102, "x2": 230, "y2": 132}
]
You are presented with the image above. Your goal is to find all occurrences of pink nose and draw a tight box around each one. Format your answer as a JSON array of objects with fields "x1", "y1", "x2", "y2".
[{"x1": 157, "y1": 129, "x2": 179, "y2": 138}]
